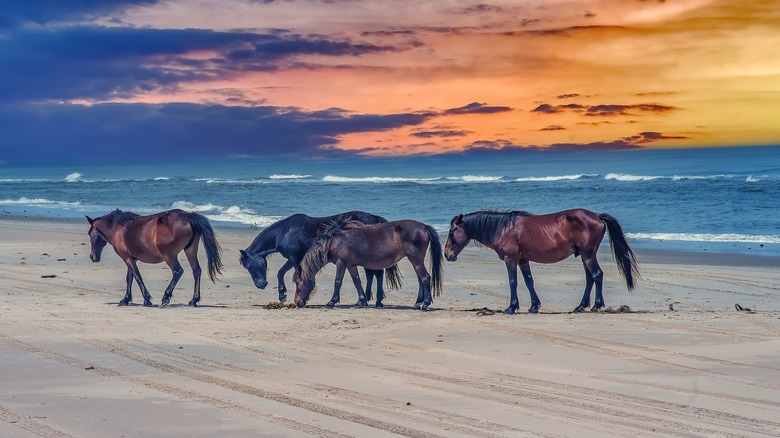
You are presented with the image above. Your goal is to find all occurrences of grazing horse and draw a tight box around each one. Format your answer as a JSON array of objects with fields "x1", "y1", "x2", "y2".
[
  {"x1": 86, "y1": 209, "x2": 224, "y2": 307},
  {"x1": 444, "y1": 209, "x2": 639, "y2": 314},
  {"x1": 239, "y1": 211, "x2": 401, "y2": 305},
  {"x1": 295, "y1": 218, "x2": 443, "y2": 311}
]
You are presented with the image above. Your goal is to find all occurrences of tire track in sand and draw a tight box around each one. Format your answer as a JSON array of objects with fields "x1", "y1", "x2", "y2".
[{"x1": 0, "y1": 334, "x2": 353, "y2": 438}]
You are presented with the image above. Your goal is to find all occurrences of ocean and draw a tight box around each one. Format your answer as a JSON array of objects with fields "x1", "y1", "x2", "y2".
[{"x1": 2, "y1": 145, "x2": 779, "y2": 256}]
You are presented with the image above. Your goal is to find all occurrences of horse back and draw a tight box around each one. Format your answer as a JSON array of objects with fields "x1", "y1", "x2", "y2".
[
  {"x1": 511, "y1": 209, "x2": 605, "y2": 262},
  {"x1": 122, "y1": 209, "x2": 194, "y2": 262}
]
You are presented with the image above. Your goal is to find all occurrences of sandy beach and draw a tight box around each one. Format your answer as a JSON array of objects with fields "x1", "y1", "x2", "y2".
[{"x1": 1, "y1": 217, "x2": 779, "y2": 438}]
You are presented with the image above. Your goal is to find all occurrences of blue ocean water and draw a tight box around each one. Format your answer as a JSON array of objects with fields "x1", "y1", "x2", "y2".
[{"x1": 2, "y1": 146, "x2": 779, "y2": 256}]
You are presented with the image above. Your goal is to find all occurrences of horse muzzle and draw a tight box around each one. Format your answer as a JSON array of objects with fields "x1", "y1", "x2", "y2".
[
  {"x1": 90, "y1": 254, "x2": 100, "y2": 262},
  {"x1": 295, "y1": 300, "x2": 307, "y2": 308},
  {"x1": 445, "y1": 253, "x2": 457, "y2": 262},
  {"x1": 254, "y1": 279, "x2": 268, "y2": 289}
]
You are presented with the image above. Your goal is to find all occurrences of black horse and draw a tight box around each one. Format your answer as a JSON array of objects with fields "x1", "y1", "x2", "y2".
[
  {"x1": 444, "y1": 209, "x2": 639, "y2": 314},
  {"x1": 239, "y1": 211, "x2": 401, "y2": 304}
]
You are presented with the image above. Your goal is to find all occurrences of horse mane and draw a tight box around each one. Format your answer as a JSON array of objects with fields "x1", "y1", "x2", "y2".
[
  {"x1": 461, "y1": 210, "x2": 530, "y2": 244},
  {"x1": 300, "y1": 217, "x2": 366, "y2": 283},
  {"x1": 100, "y1": 209, "x2": 141, "y2": 225}
]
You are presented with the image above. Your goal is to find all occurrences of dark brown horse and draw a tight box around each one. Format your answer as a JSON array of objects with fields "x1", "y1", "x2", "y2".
[
  {"x1": 444, "y1": 209, "x2": 639, "y2": 314},
  {"x1": 294, "y1": 218, "x2": 443, "y2": 311},
  {"x1": 86, "y1": 209, "x2": 224, "y2": 307}
]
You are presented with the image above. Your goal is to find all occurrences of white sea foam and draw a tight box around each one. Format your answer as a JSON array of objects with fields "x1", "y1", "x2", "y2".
[
  {"x1": 170, "y1": 201, "x2": 221, "y2": 212},
  {"x1": 515, "y1": 174, "x2": 596, "y2": 182},
  {"x1": 194, "y1": 178, "x2": 267, "y2": 184},
  {"x1": 322, "y1": 175, "x2": 441, "y2": 183},
  {"x1": 269, "y1": 174, "x2": 312, "y2": 179},
  {"x1": 745, "y1": 176, "x2": 759, "y2": 182},
  {"x1": 169, "y1": 201, "x2": 280, "y2": 226},
  {"x1": 0, "y1": 197, "x2": 81, "y2": 207},
  {"x1": 65, "y1": 172, "x2": 83, "y2": 182},
  {"x1": 628, "y1": 232, "x2": 780, "y2": 244},
  {"x1": 604, "y1": 173, "x2": 664, "y2": 181},
  {"x1": 446, "y1": 175, "x2": 504, "y2": 182},
  {"x1": 153, "y1": 177, "x2": 170, "y2": 181}
]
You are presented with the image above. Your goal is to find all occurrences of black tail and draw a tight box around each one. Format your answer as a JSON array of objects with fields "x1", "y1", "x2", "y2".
[
  {"x1": 384, "y1": 264, "x2": 403, "y2": 290},
  {"x1": 599, "y1": 213, "x2": 639, "y2": 290},
  {"x1": 425, "y1": 224, "x2": 444, "y2": 297},
  {"x1": 188, "y1": 213, "x2": 224, "y2": 282}
]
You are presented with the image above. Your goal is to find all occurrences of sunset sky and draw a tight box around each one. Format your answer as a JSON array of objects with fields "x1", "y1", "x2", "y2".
[{"x1": 1, "y1": 0, "x2": 779, "y2": 164}]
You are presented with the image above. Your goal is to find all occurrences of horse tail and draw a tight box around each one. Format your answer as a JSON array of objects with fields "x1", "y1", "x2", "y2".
[
  {"x1": 384, "y1": 264, "x2": 403, "y2": 290},
  {"x1": 599, "y1": 213, "x2": 639, "y2": 290},
  {"x1": 188, "y1": 213, "x2": 224, "y2": 282},
  {"x1": 425, "y1": 224, "x2": 444, "y2": 297}
]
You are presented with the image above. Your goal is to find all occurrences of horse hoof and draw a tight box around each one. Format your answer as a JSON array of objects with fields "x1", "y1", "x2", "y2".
[
  {"x1": 354, "y1": 301, "x2": 367, "y2": 308},
  {"x1": 118, "y1": 301, "x2": 130, "y2": 306},
  {"x1": 528, "y1": 307, "x2": 539, "y2": 314},
  {"x1": 325, "y1": 301, "x2": 336, "y2": 308},
  {"x1": 160, "y1": 301, "x2": 169, "y2": 308},
  {"x1": 573, "y1": 306, "x2": 586, "y2": 313},
  {"x1": 143, "y1": 301, "x2": 154, "y2": 307},
  {"x1": 590, "y1": 306, "x2": 603, "y2": 312},
  {"x1": 412, "y1": 302, "x2": 422, "y2": 310},
  {"x1": 188, "y1": 301, "x2": 198, "y2": 307},
  {"x1": 279, "y1": 294, "x2": 287, "y2": 303},
  {"x1": 504, "y1": 307, "x2": 516, "y2": 315},
  {"x1": 375, "y1": 301, "x2": 384, "y2": 308}
]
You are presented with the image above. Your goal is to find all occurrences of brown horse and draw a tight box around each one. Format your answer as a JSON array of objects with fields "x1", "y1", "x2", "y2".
[
  {"x1": 444, "y1": 209, "x2": 639, "y2": 314},
  {"x1": 86, "y1": 209, "x2": 224, "y2": 307},
  {"x1": 294, "y1": 218, "x2": 443, "y2": 310}
]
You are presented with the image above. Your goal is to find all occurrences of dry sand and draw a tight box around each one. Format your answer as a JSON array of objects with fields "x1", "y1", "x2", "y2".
[{"x1": 1, "y1": 217, "x2": 779, "y2": 437}]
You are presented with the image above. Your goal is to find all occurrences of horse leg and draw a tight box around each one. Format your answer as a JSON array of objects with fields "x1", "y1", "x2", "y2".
[
  {"x1": 127, "y1": 259, "x2": 154, "y2": 307},
  {"x1": 374, "y1": 269, "x2": 385, "y2": 308},
  {"x1": 574, "y1": 259, "x2": 595, "y2": 313},
  {"x1": 502, "y1": 260, "x2": 520, "y2": 314},
  {"x1": 363, "y1": 268, "x2": 374, "y2": 302},
  {"x1": 326, "y1": 262, "x2": 347, "y2": 308},
  {"x1": 413, "y1": 275, "x2": 424, "y2": 309},
  {"x1": 584, "y1": 256, "x2": 605, "y2": 312},
  {"x1": 119, "y1": 267, "x2": 133, "y2": 306},
  {"x1": 520, "y1": 262, "x2": 541, "y2": 314},
  {"x1": 349, "y1": 266, "x2": 368, "y2": 308},
  {"x1": 412, "y1": 262, "x2": 433, "y2": 311},
  {"x1": 184, "y1": 244, "x2": 202, "y2": 307},
  {"x1": 276, "y1": 259, "x2": 296, "y2": 303},
  {"x1": 160, "y1": 258, "x2": 185, "y2": 307}
]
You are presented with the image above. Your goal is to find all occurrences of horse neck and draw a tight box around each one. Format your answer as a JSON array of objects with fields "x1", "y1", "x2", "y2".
[
  {"x1": 248, "y1": 227, "x2": 279, "y2": 256},
  {"x1": 462, "y1": 215, "x2": 504, "y2": 250},
  {"x1": 96, "y1": 221, "x2": 122, "y2": 246}
]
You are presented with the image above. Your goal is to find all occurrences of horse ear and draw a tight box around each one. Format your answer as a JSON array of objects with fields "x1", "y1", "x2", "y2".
[
  {"x1": 86, "y1": 216, "x2": 94, "y2": 225},
  {"x1": 456, "y1": 214, "x2": 464, "y2": 224},
  {"x1": 239, "y1": 249, "x2": 247, "y2": 257}
]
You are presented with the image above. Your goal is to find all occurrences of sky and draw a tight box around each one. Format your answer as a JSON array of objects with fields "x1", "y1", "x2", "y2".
[{"x1": 1, "y1": 0, "x2": 779, "y2": 165}]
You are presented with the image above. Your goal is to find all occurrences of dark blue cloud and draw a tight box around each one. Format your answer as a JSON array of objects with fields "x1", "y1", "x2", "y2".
[
  {"x1": 0, "y1": 25, "x2": 408, "y2": 103},
  {"x1": 0, "y1": 102, "x2": 442, "y2": 165},
  {"x1": 444, "y1": 102, "x2": 513, "y2": 115},
  {"x1": 453, "y1": 131, "x2": 686, "y2": 155},
  {"x1": 532, "y1": 102, "x2": 675, "y2": 116},
  {"x1": 0, "y1": 0, "x2": 159, "y2": 28}
]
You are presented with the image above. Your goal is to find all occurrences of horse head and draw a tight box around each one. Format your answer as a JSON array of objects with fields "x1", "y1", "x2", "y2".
[
  {"x1": 86, "y1": 216, "x2": 108, "y2": 262},
  {"x1": 444, "y1": 213, "x2": 469, "y2": 261},
  {"x1": 239, "y1": 249, "x2": 269, "y2": 289},
  {"x1": 292, "y1": 270, "x2": 315, "y2": 308}
]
